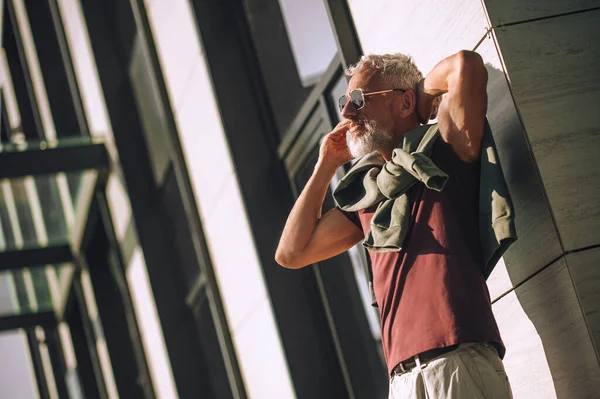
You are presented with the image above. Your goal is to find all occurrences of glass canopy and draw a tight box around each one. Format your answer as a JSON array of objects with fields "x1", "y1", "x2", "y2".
[{"x1": 0, "y1": 136, "x2": 109, "y2": 330}]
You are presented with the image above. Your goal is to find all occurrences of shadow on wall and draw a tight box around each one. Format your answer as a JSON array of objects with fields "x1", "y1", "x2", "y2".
[{"x1": 484, "y1": 61, "x2": 597, "y2": 398}]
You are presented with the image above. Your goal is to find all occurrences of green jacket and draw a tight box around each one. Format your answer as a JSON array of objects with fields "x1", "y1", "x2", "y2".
[{"x1": 333, "y1": 121, "x2": 516, "y2": 304}]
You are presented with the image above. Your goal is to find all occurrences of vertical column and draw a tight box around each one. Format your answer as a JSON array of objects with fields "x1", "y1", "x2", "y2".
[
  {"x1": 22, "y1": 0, "x2": 88, "y2": 137},
  {"x1": 43, "y1": 326, "x2": 70, "y2": 399},
  {"x1": 64, "y1": 281, "x2": 107, "y2": 399},
  {"x1": 25, "y1": 328, "x2": 51, "y2": 399},
  {"x1": 3, "y1": 0, "x2": 44, "y2": 140}
]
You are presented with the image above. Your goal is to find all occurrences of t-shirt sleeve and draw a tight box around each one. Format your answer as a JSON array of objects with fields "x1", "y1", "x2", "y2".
[{"x1": 336, "y1": 206, "x2": 361, "y2": 229}]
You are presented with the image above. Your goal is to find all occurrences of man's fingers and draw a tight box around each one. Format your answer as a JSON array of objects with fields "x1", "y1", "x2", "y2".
[
  {"x1": 336, "y1": 119, "x2": 352, "y2": 127},
  {"x1": 327, "y1": 132, "x2": 348, "y2": 144},
  {"x1": 329, "y1": 121, "x2": 351, "y2": 138},
  {"x1": 333, "y1": 119, "x2": 352, "y2": 132}
]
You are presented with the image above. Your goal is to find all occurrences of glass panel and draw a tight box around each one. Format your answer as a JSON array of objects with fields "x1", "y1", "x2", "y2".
[
  {"x1": 0, "y1": 136, "x2": 101, "y2": 324},
  {"x1": 161, "y1": 166, "x2": 201, "y2": 291},
  {"x1": 329, "y1": 73, "x2": 348, "y2": 122},
  {"x1": 277, "y1": 0, "x2": 338, "y2": 86},
  {"x1": 0, "y1": 137, "x2": 102, "y2": 204},
  {"x1": 0, "y1": 263, "x2": 75, "y2": 318},
  {"x1": 0, "y1": 169, "x2": 97, "y2": 251}
]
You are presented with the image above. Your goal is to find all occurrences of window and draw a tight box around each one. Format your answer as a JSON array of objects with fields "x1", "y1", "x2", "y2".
[{"x1": 278, "y1": 0, "x2": 338, "y2": 87}]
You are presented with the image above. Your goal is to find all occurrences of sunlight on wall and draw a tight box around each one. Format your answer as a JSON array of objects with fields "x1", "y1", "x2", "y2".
[{"x1": 127, "y1": 247, "x2": 178, "y2": 399}]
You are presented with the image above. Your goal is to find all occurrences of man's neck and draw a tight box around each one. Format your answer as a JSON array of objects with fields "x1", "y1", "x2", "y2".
[{"x1": 379, "y1": 120, "x2": 421, "y2": 161}]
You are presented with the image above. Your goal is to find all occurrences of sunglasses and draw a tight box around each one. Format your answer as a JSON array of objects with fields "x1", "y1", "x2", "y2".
[{"x1": 338, "y1": 88, "x2": 407, "y2": 112}]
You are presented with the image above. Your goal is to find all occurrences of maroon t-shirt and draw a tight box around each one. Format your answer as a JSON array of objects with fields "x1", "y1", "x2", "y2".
[{"x1": 348, "y1": 139, "x2": 504, "y2": 375}]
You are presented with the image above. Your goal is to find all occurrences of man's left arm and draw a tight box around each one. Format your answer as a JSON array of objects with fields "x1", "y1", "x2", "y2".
[{"x1": 416, "y1": 50, "x2": 488, "y2": 162}]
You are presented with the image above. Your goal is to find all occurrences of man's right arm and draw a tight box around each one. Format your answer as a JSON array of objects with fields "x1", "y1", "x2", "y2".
[{"x1": 275, "y1": 121, "x2": 364, "y2": 269}]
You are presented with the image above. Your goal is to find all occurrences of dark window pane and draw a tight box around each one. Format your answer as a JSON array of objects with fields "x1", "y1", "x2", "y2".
[
  {"x1": 191, "y1": 288, "x2": 235, "y2": 399},
  {"x1": 160, "y1": 167, "x2": 201, "y2": 291},
  {"x1": 329, "y1": 74, "x2": 348, "y2": 122}
]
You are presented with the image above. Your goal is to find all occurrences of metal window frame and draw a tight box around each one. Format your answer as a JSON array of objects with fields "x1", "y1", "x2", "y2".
[
  {"x1": 3, "y1": 0, "x2": 45, "y2": 141},
  {"x1": 69, "y1": 190, "x2": 156, "y2": 398},
  {"x1": 0, "y1": 155, "x2": 109, "y2": 331},
  {"x1": 22, "y1": 0, "x2": 90, "y2": 137},
  {"x1": 0, "y1": 2, "x2": 110, "y2": 398},
  {"x1": 72, "y1": 0, "x2": 250, "y2": 397},
  {"x1": 0, "y1": 141, "x2": 109, "y2": 179}
]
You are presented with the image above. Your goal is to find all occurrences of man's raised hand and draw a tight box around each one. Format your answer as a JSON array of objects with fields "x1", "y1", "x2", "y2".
[{"x1": 318, "y1": 120, "x2": 353, "y2": 172}]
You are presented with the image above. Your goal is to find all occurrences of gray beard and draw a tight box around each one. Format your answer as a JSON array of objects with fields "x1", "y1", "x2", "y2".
[{"x1": 346, "y1": 119, "x2": 394, "y2": 158}]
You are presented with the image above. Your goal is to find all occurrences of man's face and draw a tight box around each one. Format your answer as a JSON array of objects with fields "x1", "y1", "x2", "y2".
[{"x1": 341, "y1": 70, "x2": 398, "y2": 158}]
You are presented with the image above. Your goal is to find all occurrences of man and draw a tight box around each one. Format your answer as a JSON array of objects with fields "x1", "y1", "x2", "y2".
[{"x1": 275, "y1": 51, "x2": 514, "y2": 398}]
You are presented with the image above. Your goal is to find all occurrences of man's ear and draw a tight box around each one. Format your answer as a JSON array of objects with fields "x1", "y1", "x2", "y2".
[{"x1": 398, "y1": 90, "x2": 417, "y2": 117}]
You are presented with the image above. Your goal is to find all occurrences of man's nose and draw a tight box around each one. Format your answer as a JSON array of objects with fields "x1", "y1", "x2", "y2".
[{"x1": 341, "y1": 100, "x2": 358, "y2": 119}]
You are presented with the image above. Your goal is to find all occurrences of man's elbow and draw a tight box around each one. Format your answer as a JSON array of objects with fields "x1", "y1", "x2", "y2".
[
  {"x1": 455, "y1": 50, "x2": 484, "y2": 69},
  {"x1": 455, "y1": 50, "x2": 487, "y2": 81},
  {"x1": 274, "y1": 249, "x2": 303, "y2": 269}
]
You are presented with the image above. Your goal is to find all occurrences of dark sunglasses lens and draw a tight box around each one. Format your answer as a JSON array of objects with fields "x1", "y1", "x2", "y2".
[
  {"x1": 350, "y1": 90, "x2": 364, "y2": 109},
  {"x1": 338, "y1": 95, "x2": 348, "y2": 112}
]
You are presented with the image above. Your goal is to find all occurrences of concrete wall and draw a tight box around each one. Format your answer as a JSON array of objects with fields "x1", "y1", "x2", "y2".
[
  {"x1": 348, "y1": 0, "x2": 600, "y2": 397},
  {"x1": 484, "y1": 3, "x2": 600, "y2": 398}
]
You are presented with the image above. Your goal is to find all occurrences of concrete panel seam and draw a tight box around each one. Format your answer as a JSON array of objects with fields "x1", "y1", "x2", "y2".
[
  {"x1": 489, "y1": 6, "x2": 600, "y2": 32},
  {"x1": 491, "y1": 243, "x2": 600, "y2": 305},
  {"x1": 474, "y1": 6, "x2": 600, "y2": 51}
]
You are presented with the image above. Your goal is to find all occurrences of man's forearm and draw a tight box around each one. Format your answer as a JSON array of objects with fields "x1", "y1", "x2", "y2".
[{"x1": 275, "y1": 161, "x2": 337, "y2": 265}]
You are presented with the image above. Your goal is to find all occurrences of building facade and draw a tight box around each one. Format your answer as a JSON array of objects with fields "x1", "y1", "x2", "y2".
[{"x1": 0, "y1": 0, "x2": 599, "y2": 398}]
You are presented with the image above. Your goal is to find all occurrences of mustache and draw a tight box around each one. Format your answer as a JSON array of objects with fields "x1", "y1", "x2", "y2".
[{"x1": 349, "y1": 118, "x2": 373, "y2": 127}]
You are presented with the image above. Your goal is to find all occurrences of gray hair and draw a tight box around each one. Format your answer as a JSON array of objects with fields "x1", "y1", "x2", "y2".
[{"x1": 346, "y1": 53, "x2": 423, "y2": 91}]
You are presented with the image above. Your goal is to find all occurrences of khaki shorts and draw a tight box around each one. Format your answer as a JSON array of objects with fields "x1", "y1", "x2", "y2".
[{"x1": 389, "y1": 343, "x2": 513, "y2": 399}]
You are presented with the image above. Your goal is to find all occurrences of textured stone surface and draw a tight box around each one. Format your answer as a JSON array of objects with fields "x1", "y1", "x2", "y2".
[
  {"x1": 478, "y1": 37, "x2": 562, "y2": 300},
  {"x1": 495, "y1": 9, "x2": 600, "y2": 251},
  {"x1": 484, "y1": 0, "x2": 600, "y2": 26},
  {"x1": 493, "y1": 258, "x2": 600, "y2": 398},
  {"x1": 348, "y1": 0, "x2": 490, "y2": 73}
]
